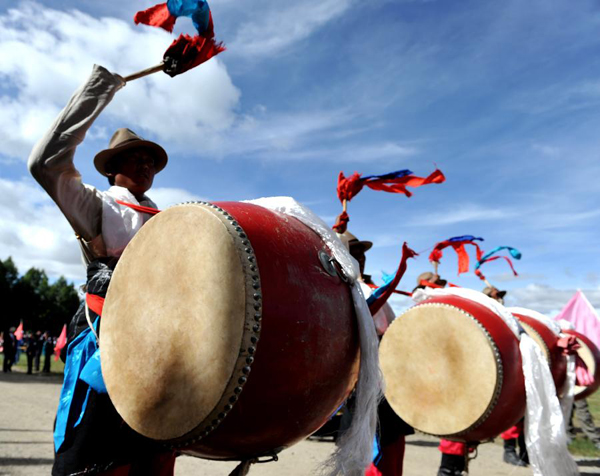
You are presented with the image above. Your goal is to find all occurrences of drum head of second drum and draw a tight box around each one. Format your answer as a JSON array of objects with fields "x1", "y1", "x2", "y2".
[
  {"x1": 100, "y1": 204, "x2": 248, "y2": 441},
  {"x1": 380, "y1": 302, "x2": 499, "y2": 437}
]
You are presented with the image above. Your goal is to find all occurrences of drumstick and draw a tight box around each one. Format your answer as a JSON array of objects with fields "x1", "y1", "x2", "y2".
[{"x1": 123, "y1": 62, "x2": 165, "y2": 82}]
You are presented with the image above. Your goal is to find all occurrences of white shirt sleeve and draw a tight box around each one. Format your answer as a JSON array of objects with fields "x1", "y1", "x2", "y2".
[{"x1": 27, "y1": 64, "x2": 126, "y2": 242}]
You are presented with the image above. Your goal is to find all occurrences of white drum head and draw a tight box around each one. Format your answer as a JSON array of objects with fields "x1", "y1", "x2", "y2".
[
  {"x1": 380, "y1": 302, "x2": 500, "y2": 436},
  {"x1": 101, "y1": 203, "x2": 255, "y2": 440}
]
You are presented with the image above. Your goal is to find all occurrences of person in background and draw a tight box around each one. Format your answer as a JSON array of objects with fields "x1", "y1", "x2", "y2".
[
  {"x1": 567, "y1": 399, "x2": 600, "y2": 449},
  {"x1": 2, "y1": 328, "x2": 17, "y2": 373},
  {"x1": 34, "y1": 330, "x2": 44, "y2": 371},
  {"x1": 25, "y1": 331, "x2": 40, "y2": 375},
  {"x1": 481, "y1": 286, "x2": 528, "y2": 467},
  {"x1": 338, "y1": 231, "x2": 413, "y2": 476},
  {"x1": 42, "y1": 332, "x2": 54, "y2": 374}
]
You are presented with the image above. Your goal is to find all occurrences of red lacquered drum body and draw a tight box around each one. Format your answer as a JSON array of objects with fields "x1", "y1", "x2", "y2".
[
  {"x1": 100, "y1": 202, "x2": 360, "y2": 460},
  {"x1": 379, "y1": 295, "x2": 525, "y2": 442},
  {"x1": 564, "y1": 330, "x2": 600, "y2": 401},
  {"x1": 512, "y1": 313, "x2": 568, "y2": 396}
]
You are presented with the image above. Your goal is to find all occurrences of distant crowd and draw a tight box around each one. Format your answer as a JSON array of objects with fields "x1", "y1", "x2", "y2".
[{"x1": 1, "y1": 328, "x2": 57, "y2": 374}]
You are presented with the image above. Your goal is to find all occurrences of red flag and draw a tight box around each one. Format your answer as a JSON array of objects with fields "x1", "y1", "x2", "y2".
[
  {"x1": 14, "y1": 321, "x2": 23, "y2": 341},
  {"x1": 54, "y1": 325, "x2": 67, "y2": 361},
  {"x1": 336, "y1": 168, "x2": 445, "y2": 203}
]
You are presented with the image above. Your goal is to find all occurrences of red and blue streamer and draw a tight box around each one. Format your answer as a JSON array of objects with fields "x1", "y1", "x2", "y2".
[
  {"x1": 337, "y1": 168, "x2": 445, "y2": 203},
  {"x1": 475, "y1": 246, "x2": 522, "y2": 280},
  {"x1": 134, "y1": 0, "x2": 225, "y2": 77},
  {"x1": 429, "y1": 235, "x2": 484, "y2": 275},
  {"x1": 333, "y1": 168, "x2": 445, "y2": 233}
]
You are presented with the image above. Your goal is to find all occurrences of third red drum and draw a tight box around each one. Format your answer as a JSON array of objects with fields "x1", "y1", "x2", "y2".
[
  {"x1": 511, "y1": 309, "x2": 568, "y2": 396},
  {"x1": 564, "y1": 329, "x2": 600, "y2": 401},
  {"x1": 380, "y1": 293, "x2": 526, "y2": 441}
]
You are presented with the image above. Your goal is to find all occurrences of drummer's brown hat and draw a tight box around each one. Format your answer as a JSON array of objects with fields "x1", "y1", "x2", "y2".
[
  {"x1": 337, "y1": 231, "x2": 373, "y2": 252},
  {"x1": 417, "y1": 271, "x2": 447, "y2": 287},
  {"x1": 483, "y1": 286, "x2": 507, "y2": 298},
  {"x1": 94, "y1": 128, "x2": 168, "y2": 177}
]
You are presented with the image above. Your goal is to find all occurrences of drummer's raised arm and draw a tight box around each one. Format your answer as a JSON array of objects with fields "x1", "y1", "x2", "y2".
[{"x1": 27, "y1": 65, "x2": 125, "y2": 241}]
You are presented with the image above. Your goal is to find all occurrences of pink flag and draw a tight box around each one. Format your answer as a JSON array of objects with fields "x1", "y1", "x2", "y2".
[
  {"x1": 54, "y1": 325, "x2": 67, "y2": 361},
  {"x1": 14, "y1": 321, "x2": 23, "y2": 341},
  {"x1": 555, "y1": 290, "x2": 600, "y2": 350}
]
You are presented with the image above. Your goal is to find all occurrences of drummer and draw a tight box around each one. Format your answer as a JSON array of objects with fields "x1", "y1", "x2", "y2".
[
  {"x1": 482, "y1": 286, "x2": 507, "y2": 305},
  {"x1": 481, "y1": 287, "x2": 529, "y2": 467},
  {"x1": 28, "y1": 65, "x2": 175, "y2": 475},
  {"x1": 338, "y1": 231, "x2": 413, "y2": 476}
]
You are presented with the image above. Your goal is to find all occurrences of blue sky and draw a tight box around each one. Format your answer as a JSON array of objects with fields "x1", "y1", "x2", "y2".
[{"x1": 1, "y1": 0, "x2": 599, "y2": 315}]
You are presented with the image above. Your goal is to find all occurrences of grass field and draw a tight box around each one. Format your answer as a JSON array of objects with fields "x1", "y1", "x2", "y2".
[
  {"x1": 569, "y1": 391, "x2": 600, "y2": 457},
  {"x1": 4, "y1": 352, "x2": 65, "y2": 374}
]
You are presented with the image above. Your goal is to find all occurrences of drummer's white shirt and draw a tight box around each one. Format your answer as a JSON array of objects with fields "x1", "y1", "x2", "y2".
[{"x1": 27, "y1": 65, "x2": 157, "y2": 265}]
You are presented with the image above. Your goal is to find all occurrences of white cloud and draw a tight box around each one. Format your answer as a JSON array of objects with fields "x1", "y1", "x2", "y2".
[
  {"x1": 149, "y1": 187, "x2": 207, "y2": 209},
  {"x1": 0, "y1": 2, "x2": 241, "y2": 161},
  {"x1": 229, "y1": 0, "x2": 355, "y2": 58},
  {"x1": 407, "y1": 204, "x2": 517, "y2": 226},
  {"x1": 0, "y1": 178, "x2": 83, "y2": 281},
  {"x1": 531, "y1": 143, "x2": 561, "y2": 158},
  {"x1": 506, "y1": 284, "x2": 600, "y2": 315},
  {"x1": 0, "y1": 178, "x2": 211, "y2": 282}
]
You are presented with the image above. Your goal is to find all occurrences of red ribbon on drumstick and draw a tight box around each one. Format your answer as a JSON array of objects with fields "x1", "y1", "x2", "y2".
[{"x1": 332, "y1": 168, "x2": 445, "y2": 233}]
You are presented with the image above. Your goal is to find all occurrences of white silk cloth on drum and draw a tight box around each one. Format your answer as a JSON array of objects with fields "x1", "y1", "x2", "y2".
[
  {"x1": 509, "y1": 307, "x2": 577, "y2": 422},
  {"x1": 413, "y1": 288, "x2": 579, "y2": 476},
  {"x1": 245, "y1": 197, "x2": 382, "y2": 476}
]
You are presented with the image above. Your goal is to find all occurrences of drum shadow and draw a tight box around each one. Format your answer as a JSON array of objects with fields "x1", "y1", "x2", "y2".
[
  {"x1": 406, "y1": 439, "x2": 438, "y2": 448},
  {"x1": 0, "y1": 457, "x2": 54, "y2": 466},
  {"x1": 0, "y1": 372, "x2": 63, "y2": 385},
  {"x1": 0, "y1": 441, "x2": 51, "y2": 445},
  {"x1": 0, "y1": 429, "x2": 51, "y2": 433}
]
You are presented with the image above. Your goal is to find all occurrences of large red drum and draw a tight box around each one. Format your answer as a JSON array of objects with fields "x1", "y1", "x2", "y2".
[
  {"x1": 100, "y1": 201, "x2": 360, "y2": 459},
  {"x1": 511, "y1": 311, "x2": 568, "y2": 396},
  {"x1": 564, "y1": 329, "x2": 600, "y2": 401},
  {"x1": 379, "y1": 294, "x2": 526, "y2": 441}
]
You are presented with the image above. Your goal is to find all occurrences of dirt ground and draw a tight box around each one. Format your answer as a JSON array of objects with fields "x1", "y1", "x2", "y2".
[{"x1": 1, "y1": 370, "x2": 599, "y2": 476}]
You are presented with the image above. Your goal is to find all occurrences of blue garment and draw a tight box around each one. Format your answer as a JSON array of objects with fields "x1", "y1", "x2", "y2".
[{"x1": 54, "y1": 318, "x2": 107, "y2": 452}]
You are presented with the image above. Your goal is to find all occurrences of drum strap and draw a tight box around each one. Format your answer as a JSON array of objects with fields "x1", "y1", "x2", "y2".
[{"x1": 116, "y1": 200, "x2": 161, "y2": 215}]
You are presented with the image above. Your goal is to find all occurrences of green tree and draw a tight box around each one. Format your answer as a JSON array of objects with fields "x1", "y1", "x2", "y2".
[
  {"x1": 0, "y1": 257, "x2": 19, "y2": 331},
  {"x1": 1, "y1": 257, "x2": 81, "y2": 335},
  {"x1": 46, "y1": 276, "x2": 81, "y2": 334}
]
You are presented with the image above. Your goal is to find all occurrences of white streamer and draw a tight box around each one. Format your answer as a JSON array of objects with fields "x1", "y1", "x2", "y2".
[
  {"x1": 521, "y1": 335, "x2": 579, "y2": 476},
  {"x1": 245, "y1": 197, "x2": 382, "y2": 476}
]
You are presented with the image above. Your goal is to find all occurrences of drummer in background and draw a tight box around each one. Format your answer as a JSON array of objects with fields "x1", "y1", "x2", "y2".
[
  {"x1": 338, "y1": 231, "x2": 413, "y2": 476},
  {"x1": 482, "y1": 286, "x2": 528, "y2": 467},
  {"x1": 28, "y1": 65, "x2": 175, "y2": 475},
  {"x1": 482, "y1": 286, "x2": 506, "y2": 305}
]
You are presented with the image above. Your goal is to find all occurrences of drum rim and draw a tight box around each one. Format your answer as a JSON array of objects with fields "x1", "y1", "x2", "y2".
[
  {"x1": 516, "y1": 320, "x2": 551, "y2": 363},
  {"x1": 383, "y1": 301, "x2": 505, "y2": 438},
  {"x1": 162, "y1": 201, "x2": 264, "y2": 448}
]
